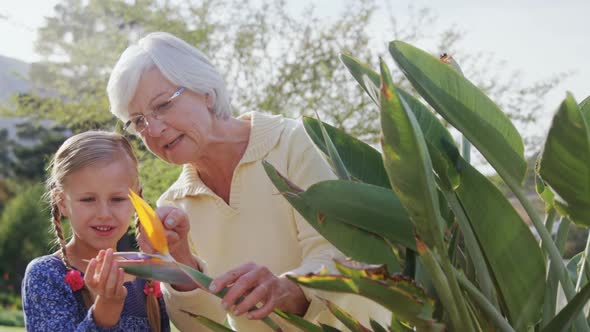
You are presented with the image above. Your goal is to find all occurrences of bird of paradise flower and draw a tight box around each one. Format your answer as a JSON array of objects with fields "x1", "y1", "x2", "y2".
[{"x1": 116, "y1": 189, "x2": 288, "y2": 331}]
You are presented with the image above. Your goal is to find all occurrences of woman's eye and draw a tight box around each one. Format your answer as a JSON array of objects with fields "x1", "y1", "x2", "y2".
[
  {"x1": 133, "y1": 116, "x2": 145, "y2": 125},
  {"x1": 156, "y1": 100, "x2": 171, "y2": 111}
]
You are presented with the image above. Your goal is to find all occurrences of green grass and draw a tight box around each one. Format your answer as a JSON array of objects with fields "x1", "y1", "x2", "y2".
[{"x1": 0, "y1": 326, "x2": 24, "y2": 332}]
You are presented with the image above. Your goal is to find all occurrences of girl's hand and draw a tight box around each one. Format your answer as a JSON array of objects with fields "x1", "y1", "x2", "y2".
[
  {"x1": 84, "y1": 248, "x2": 127, "y2": 327},
  {"x1": 209, "y1": 263, "x2": 310, "y2": 319}
]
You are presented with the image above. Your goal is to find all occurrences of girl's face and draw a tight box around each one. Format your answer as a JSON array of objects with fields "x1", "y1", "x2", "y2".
[{"x1": 57, "y1": 157, "x2": 137, "y2": 256}]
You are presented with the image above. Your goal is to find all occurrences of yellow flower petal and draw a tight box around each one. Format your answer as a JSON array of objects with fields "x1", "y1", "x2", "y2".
[{"x1": 128, "y1": 189, "x2": 169, "y2": 255}]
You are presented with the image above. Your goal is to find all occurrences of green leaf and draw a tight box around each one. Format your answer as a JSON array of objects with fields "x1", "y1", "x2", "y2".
[
  {"x1": 123, "y1": 259, "x2": 283, "y2": 331},
  {"x1": 179, "y1": 310, "x2": 236, "y2": 332},
  {"x1": 455, "y1": 161, "x2": 546, "y2": 330},
  {"x1": 340, "y1": 53, "x2": 381, "y2": 105},
  {"x1": 567, "y1": 252, "x2": 590, "y2": 286},
  {"x1": 541, "y1": 281, "x2": 590, "y2": 332},
  {"x1": 263, "y1": 160, "x2": 401, "y2": 271},
  {"x1": 314, "y1": 113, "x2": 352, "y2": 180},
  {"x1": 379, "y1": 58, "x2": 444, "y2": 249},
  {"x1": 338, "y1": 55, "x2": 460, "y2": 191},
  {"x1": 580, "y1": 96, "x2": 590, "y2": 114},
  {"x1": 119, "y1": 258, "x2": 195, "y2": 285},
  {"x1": 321, "y1": 298, "x2": 371, "y2": 332},
  {"x1": 288, "y1": 273, "x2": 443, "y2": 331},
  {"x1": 303, "y1": 117, "x2": 390, "y2": 188},
  {"x1": 274, "y1": 310, "x2": 324, "y2": 332},
  {"x1": 320, "y1": 324, "x2": 342, "y2": 332},
  {"x1": 388, "y1": 41, "x2": 526, "y2": 184},
  {"x1": 300, "y1": 180, "x2": 415, "y2": 250},
  {"x1": 539, "y1": 94, "x2": 590, "y2": 226},
  {"x1": 397, "y1": 88, "x2": 461, "y2": 191}
]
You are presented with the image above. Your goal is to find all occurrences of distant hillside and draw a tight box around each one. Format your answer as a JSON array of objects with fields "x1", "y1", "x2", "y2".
[
  {"x1": 0, "y1": 55, "x2": 31, "y2": 103},
  {"x1": 0, "y1": 55, "x2": 35, "y2": 144}
]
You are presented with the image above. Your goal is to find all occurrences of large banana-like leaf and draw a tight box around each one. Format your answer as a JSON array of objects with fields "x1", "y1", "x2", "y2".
[
  {"x1": 380, "y1": 58, "x2": 473, "y2": 331},
  {"x1": 379, "y1": 58, "x2": 444, "y2": 249},
  {"x1": 299, "y1": 180, "x2": 415, "y2": 250},
  {"x1": 339, "y1": 54, "x2": 460, "y2": 191},
  {"x1": 263, "y1": 160, "x2": 401, "y2": 271},
  {"x1": 388, "y1": 41, "x2": 526, "y2": 184},
  {"x1": 455, "y1": 161, "x2": 546, "y2": 330},
  {"x1": 288, "y1": 270, "x2": 443, "y2": 331},
  {"x1": 539, "y1": 94, "x2": 590, "y2": 226},
  {"x1": 303, "y1": 117, "x2": 390, "y2": 188}
]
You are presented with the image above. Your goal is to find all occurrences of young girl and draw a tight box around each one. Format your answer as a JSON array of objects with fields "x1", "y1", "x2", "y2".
[{"x1": 22, "y1": 131, "x2": 170, "y2": 331}]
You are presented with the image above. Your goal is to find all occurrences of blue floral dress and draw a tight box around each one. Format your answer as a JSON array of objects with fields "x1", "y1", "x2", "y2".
[{"x1": 22, "y1": 255, "x2": 170, "y2": 331}]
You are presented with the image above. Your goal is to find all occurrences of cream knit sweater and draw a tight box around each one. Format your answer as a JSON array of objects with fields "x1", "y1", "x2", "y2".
[{"x1": 158, "y1": 111, "x2": 389, "y2": 331}]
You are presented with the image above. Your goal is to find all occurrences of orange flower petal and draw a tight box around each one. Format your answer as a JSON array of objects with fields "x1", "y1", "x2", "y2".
[{"x1": 128, "y1": 189, "x2": 169, "y2": 255}]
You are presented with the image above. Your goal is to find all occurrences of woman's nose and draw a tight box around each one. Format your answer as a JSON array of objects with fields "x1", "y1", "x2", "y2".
[{"x1": 145, "y1": 116, "x2": 167, "y2": 137}]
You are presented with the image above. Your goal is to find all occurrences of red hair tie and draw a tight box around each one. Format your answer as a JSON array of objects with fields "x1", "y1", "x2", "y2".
[
  {"x1": 64, "y1": 270, "x2": 84, "y2": 291},
  {"x1": 143, "y1": 281, "x2": 162, "y2": 298}
]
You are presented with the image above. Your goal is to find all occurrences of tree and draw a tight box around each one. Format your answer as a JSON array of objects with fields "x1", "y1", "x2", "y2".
[
  {"x1": 1, "y1": 0, "x2": 566, "y2": 187},
  {"x1": 0, "y1": 184, "x2": 52, "y2": 288}
]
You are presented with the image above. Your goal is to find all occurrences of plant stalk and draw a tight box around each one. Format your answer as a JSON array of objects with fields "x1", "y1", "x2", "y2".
[
  {"x1": 576, "y1": 230, "x2": 590, "y2": 291},
  {"x1": 444, "y1": 189, "x2": 497, "y2": 307},
  {"x1": 455, "y1": 268, "x2": 516, "y2": 332},
  {"x1": 510, "y1": 185, "x2": 590, "y2": 332}
]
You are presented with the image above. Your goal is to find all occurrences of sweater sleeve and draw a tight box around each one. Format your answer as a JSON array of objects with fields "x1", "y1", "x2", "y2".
[
  {"x1": 282, "y1": 123, "x2": 391, "y2": 327},
  {"x1": 22, "y1": 257, "x2": 126, "y2": 332}
]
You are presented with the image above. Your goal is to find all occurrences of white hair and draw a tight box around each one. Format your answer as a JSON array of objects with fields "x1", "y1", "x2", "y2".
[{"x1": 107, "y1": 32, "x2": 231, "y2": 122}]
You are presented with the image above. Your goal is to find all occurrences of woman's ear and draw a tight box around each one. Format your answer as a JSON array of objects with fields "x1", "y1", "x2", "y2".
[{"x1": 205, "y1": 90, "x2": 216, "y2": 113}]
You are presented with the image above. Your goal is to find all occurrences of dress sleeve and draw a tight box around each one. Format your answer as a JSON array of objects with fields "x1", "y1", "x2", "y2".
[
  {"x1": 282, "y1": 124, "x2": 391, "y2": 326},
  {"x1": 22, "y1": 258, "x2": 126, "y2": 332}
]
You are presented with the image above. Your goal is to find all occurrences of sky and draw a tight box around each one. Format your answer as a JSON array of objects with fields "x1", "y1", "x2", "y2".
[{"x1": 0, "y1": 0, "x2": 588, "y2": 152}]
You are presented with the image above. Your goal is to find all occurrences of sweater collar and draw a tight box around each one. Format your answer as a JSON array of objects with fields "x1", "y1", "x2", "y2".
[{"x1": 158, "y1": 111, "x2": 285, "y2": 202}]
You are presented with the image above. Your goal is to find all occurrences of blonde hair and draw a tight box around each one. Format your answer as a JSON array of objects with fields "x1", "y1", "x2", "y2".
[{"x1": 45, "y1": 131, "x2": 162, "y2": 332}]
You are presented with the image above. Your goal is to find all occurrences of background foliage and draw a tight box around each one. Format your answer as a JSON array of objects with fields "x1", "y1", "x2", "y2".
[{"x1": 0, "y1": 2, "x2": 572, "y2": 326}]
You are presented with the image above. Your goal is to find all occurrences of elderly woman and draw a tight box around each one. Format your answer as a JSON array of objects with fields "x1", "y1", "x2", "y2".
[{"x1": 106, "y1": 32, "x2": 387, "y2": 331}]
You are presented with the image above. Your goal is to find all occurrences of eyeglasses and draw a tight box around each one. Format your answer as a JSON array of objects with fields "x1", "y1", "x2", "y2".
[{"x1": 124, "y1": 87, "x2": 186, "y2": 134}]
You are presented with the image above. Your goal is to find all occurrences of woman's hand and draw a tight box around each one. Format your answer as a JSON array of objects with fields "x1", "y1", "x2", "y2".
[
  {"x1": 209, "y1": 263, "x2": 310, "y2": 319},
  {"x1": 137, "y1": 206, "x2": 200, "y2": 291},
  {"x1": 84, "y1": 248, "x2": 127, "y2": 327},
  {"x1": 137, "y1": 206, "x2": 192, "y2": 261}
]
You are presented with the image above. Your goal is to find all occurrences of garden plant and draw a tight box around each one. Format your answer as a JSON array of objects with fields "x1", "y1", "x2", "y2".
[{"x1": 121, "y1": 40, "x2": 590, "y2": 332}]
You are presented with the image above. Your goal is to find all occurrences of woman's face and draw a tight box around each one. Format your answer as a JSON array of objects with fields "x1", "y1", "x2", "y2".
[{"x1": 128, "y1": 68, "x2": 215, "y2": 165}]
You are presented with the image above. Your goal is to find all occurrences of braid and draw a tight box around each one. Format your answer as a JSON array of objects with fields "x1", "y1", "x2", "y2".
[
  {"x1": 51, "y1": 202, "x2": 93, "y2": 308},
  {"x1": 135, "y1": 188, "x2": 162, "y2": 332},
  {"x1": 51, "y1": 203, "x2": 70, "y2": 269},
  {"x1": 146, "y1": 281, "x2": 162, "y2": 332}
]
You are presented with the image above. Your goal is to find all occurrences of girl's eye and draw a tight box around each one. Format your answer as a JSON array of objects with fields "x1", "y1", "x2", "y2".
[
  {"x1": 112, "y1": 197, "x2": 128, "y2": 202},
  {"x1": 80, "y1": 197, "x2": 95, "y2": 202}
]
